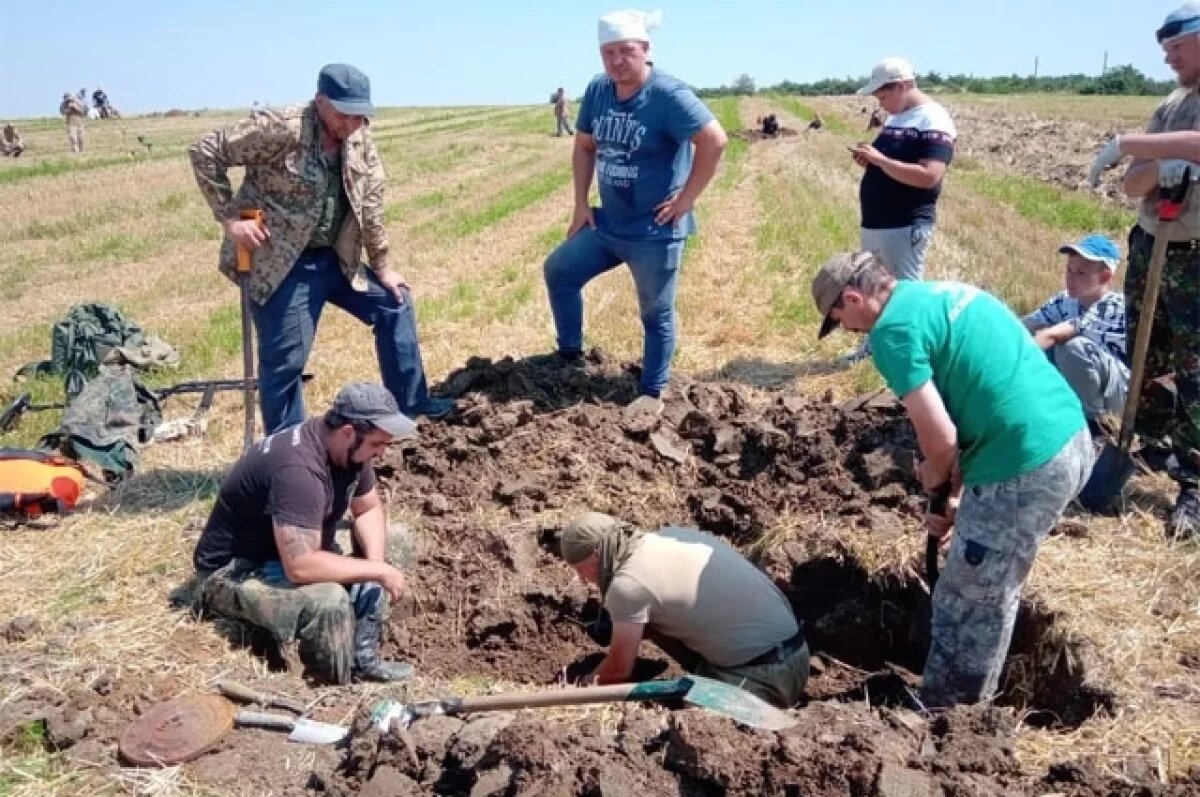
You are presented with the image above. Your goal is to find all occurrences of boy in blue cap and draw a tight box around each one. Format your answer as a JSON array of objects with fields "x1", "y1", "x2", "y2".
[{"x1": 1023, "y1": 235, "x2": 1128, "y2": 424}]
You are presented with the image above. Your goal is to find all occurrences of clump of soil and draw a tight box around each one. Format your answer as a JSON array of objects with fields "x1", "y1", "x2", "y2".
[{"x1": 735, "y1": 126, "x2": 800, "y2": 142}]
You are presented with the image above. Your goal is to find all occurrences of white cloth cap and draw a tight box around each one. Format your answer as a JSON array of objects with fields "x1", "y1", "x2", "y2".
[
  {"x1": 598, "y1": 9, "x2": 663, "y2": 45},
  {"x1": 856, "y1": 57, "x2": 916, "y2": 95}
]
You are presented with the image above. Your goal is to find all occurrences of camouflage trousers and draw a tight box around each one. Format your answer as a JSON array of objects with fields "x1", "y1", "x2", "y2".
[
  {"x1": 66, "y1": 118, "x2": 84, "y2": 153},
  {"x1": 1126, "y1": 226, "x2": 1200, "y2": 486},
  {"x1": 196, "y1": 524, "x2": 412, "y2": 684},
  {"x1": 922, "y1": 429, "x2": 1094, "y2": 708}
]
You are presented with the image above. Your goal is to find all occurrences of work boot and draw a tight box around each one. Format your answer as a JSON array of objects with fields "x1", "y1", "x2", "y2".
[
  {"x1": 1167, "y1": 487, "x2": 1200, "y2": 541},
  {"x1": 410, "y1": 396, "x2": 456, "y2": 420},
  {"x1": 353, "y1": 613, "x2": 415, "y2": 683}
]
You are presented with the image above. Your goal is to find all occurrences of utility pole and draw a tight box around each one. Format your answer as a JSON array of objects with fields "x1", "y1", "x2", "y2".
[
  {"x1": 1034, "y1": 56, "x2": 1039, "y2": 78},
  {"x1": 1102, "y1": 51, "x2": 1108, "y2": 75}
]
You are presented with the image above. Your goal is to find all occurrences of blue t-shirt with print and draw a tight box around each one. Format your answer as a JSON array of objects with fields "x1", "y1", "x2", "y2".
[{"x1": 577, "y1": 69, "x2": 715, "y2": 241}]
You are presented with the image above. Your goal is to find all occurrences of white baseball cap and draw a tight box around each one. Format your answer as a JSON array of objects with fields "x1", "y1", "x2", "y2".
[{"x1": 857, "y1": 57, "x2": 916, "y2": 96}]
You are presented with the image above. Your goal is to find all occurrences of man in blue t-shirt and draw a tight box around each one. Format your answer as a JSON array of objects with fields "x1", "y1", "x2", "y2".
[
  {"x1": 541, "y1": 9, "x2": 727, "y2": 413},
  {"x1": 840, "y1": 58, "x2": 956, "y2": 365},
  {"x1": 811, "y1": 251, "x2": 1093, "y2": 709}
]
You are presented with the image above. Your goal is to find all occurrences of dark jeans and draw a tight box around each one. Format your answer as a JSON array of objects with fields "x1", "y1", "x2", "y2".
[{"x1": 251, "y1": 248, "x2": 430, "y2": 433}]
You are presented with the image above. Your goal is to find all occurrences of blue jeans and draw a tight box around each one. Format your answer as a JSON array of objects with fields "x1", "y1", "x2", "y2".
[
  {"x1": 543, "y1": 226, "x2": 685, "y2": 396},
  {"x1": 251, "y1": 248, "x2": 430, "y2": 434}
]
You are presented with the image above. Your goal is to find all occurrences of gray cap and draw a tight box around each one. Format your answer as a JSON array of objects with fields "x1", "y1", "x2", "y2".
[
  {"x1": 331, "y1": 382, "x2": 416, "y2": 438},
  {"x1": 317, "y1": 63, "x2": 375, "y2": 118},
  {"x1": 811, "y1": 251, "x2": 879, "y2": 339}
]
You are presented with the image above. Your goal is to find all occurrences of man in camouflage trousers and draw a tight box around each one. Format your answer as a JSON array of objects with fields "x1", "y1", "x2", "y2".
[
  {"x1": 188, "y1": 64, "x2": 453, "y2": 436},
  {"x1": 812, "y1": 252, "x2": 1093, "y2": 708},
  {"x1": 59, "y1": 92, "x2": 85, "y2": 153},
  {"x1": 1089, "y1": 0, "x2": 1200, "y2": 538},
  {"x1": 193, "y1": 383, "x2": 417, "y2": 684}
]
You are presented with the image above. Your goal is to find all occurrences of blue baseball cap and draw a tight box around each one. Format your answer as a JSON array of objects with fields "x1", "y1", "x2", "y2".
[
  {"x1": 1158, "y1": 2, "x2": 1200, "y2": 44},
  {"x1": 1058, "y1": 234, "x2": 1121, "y2": 271},
  {"x1": 317, "y1": 63, "x2": 375, "y2": 118}
]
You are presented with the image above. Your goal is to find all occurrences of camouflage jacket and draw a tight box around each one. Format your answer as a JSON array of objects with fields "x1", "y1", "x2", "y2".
[
  {"x1": 1139, "y1": 86, "x2": 1200, "y2": 241},
  {"x1": 188, "y1": 103, "x2": 390, "y2": 305}
]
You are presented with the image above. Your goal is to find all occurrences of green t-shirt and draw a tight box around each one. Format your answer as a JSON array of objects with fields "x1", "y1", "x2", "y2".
[{"x1": 869, "y1": 281, "x2": 1084, "y2": 486}]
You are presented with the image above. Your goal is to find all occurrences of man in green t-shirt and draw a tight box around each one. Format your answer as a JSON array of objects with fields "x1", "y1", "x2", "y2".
[{"x1": 811, "y1": 251, "x2": 1094, "y2": 708}]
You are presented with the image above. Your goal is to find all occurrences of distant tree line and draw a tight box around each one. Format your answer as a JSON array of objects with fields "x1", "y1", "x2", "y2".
[{"x1": 697, "y1": 66, "x2": 1174, "y2": 98}]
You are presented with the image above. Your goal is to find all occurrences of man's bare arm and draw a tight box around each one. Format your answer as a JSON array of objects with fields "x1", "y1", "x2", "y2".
[
  {"x1": 592, "y1": 621, "x2": 645, "y2": 684},
  {"x1": 273, "y1": 521, "x2": 397, "y2": 588}
]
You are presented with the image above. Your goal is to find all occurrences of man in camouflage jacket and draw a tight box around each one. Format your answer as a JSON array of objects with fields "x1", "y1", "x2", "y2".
[{"x1": 189, "y1": 63, "x2": 452, "y2": 434}]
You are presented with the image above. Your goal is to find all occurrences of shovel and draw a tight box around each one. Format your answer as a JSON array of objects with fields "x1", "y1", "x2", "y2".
[
  {"x1": 1079, "y1": 175, "x2": 1192, "y2": 512},
  {"x1": 236, "y1": 208, "x2": 265, "y2": 451},
  {"x1": 234, "y1": 710, "x2": 349, "y2": 744},
  {"x1": 218, "y1": 680, "x2": 347, "y2": 745},
  {"x1": 380, "y1": 675, "x2": 797, "y2": 732}
]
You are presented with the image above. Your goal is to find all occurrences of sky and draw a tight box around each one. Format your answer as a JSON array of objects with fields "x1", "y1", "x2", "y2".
[{"x1": 0, "y1": 1, "x2": 1180, "y2": 118}]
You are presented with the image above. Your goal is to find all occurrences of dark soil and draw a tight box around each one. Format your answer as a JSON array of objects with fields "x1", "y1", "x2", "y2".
[{"x1": 310, "y1": 352, "x2": 1179, "y2": 796}]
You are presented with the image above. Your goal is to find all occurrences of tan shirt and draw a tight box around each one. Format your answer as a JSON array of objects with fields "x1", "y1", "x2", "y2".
[
  {"x1": 604, "y1": 527, "x2": 799, "y2": 668},
  {"x1": 1138, "y1": 86, "x2": 1200, "y2": 241}
]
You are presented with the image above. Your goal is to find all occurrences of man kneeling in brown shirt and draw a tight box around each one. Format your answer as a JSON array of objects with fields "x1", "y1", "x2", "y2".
[{"x1": 561, "y1": 512, "x2": 809, "y2": 708}]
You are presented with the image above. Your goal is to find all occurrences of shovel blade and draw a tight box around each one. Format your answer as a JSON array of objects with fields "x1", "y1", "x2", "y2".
[
  {"x1": 288, "y1": 718, "x2": 348, "y2": 745},
  {"x1": 680, "y1": 676, "x2": 798, "y2": 731},
  {"x1": 1078, "y1": 442, "x2": 1136, "y2": 514}
]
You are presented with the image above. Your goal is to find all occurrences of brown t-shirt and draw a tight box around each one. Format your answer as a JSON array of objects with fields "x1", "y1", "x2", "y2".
[
  {"x1": 193, "y1": 418, "x2": 375, "y2": 571},
  {"x1": 1138, "y1": 86, "x2": 1200, "y2": 241},
  {"x1": 604, "y1": 528, "x2": 799, "y2": 668}
]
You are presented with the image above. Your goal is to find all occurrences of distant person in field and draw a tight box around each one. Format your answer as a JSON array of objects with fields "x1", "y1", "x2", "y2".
[
  {"x1": 811, "y1": 251, "x2": 1092, "y2": 709},
  {"x1": 554, "y1": 87, "x2": 574, "y2": 137},
  {"x1": 1, "y1": 124, "x2": 25, "y2": 158},
  {"x1": 560, "y1": 512, "x2": 809, "y2": 708},
  {"x1": 59, "y1": 91, "x2": 86, "y2": 153},
  {"x1": 1086, "y1": 0, "x2": 1200, "y2": 539},
  {"x1": 1023, "y1": 235, "x2": 1127, "y2": 426},
  {"x1": 189, "y1": 63, "x2": 453, "y2": 435},
  {"x1": 841, "y1": 57, "x2": 956, "y2": 365},
  {"x1": 541, "y1": 9, "x2": 727, "y2": 414}
]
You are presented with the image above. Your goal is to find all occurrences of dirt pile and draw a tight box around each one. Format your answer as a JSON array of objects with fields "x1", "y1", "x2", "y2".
[
  {"x1": 381, "y1": 351, "x2": 922, "y2": 544},
  {"x1": 323, "y1": 700, "x2": 1182, "y2": 797}
]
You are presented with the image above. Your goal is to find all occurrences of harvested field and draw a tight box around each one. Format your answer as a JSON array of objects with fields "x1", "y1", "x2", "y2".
[{"x1": 1, "y1": 96, "x2": 1198, "y2": 796}]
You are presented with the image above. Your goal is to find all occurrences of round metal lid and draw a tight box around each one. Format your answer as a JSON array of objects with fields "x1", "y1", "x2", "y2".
[{"x1": 118, "y1": 694, "x2": 234, "y2": 767}]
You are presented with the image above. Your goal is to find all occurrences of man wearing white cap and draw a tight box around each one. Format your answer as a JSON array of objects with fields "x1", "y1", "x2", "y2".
[
  {"x1": 841, "y1": 58, "x2": 956, "y2": 364},
  {"x1": 542, "y1": 9, "x2": 727, "y2": 412},
  {"x1": 1086, "y1": 1, "x2": 1200, "y2": 539}
]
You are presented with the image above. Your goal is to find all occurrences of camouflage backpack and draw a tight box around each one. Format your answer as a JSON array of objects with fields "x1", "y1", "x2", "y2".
[{"x1": 19, "y1": 302, "x2": 178, "y2": 399}]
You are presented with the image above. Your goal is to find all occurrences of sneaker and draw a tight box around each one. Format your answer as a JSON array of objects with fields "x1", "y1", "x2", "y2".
[
  {"x1": 836, "y1": 339, "x2": 872, "y2": 367},
  {"x1": 1168, "y1": 487, "x2": 1200, "y2": 541},
  {"x1": 626, "y1": 394, "x2": 664, "y2": 417},
  {"x1": 410, "y1": 396, "x2": 455, "y2": 420}
]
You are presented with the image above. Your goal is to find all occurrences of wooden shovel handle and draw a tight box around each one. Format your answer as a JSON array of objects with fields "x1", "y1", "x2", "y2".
[
  {"x1": 235, "y1": 208, "x2": 264, "y2": 273},
  {"x1": 235, "y1": 710, "x2": 295, "y2": 731},
  {"x1": 1119, "y1": 221, "x2": 1175, "y2": 451},
  {"x1": 449, "y1": 679, "x2": 689, "y2": 715},
  {"x1": 217, "y1": 680, "x2": 306, "y2": 714}
]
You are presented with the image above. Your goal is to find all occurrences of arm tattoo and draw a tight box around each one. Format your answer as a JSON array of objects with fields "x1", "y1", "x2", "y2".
[{"x1": 275, "y1": 524, "x2": 321, "y2": 562}]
